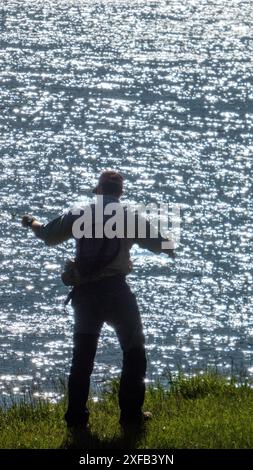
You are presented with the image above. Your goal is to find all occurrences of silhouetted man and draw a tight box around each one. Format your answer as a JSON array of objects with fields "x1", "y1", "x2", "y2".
[{"x1": 22, "y1": 170, "x2": 175, "y2": 432}]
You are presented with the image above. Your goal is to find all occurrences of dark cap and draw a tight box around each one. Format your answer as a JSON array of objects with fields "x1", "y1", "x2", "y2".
[{"x1": 92, "y1": 170, "x2": 124, "y2": 195}]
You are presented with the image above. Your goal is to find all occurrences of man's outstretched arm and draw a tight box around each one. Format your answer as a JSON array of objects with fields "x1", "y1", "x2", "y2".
[
  {"x1": 133, "y1": 213, "x2": 176, "y2": 259},
  {"x1": 21, "y1": 212, "x2": 76, "y2": 246}
]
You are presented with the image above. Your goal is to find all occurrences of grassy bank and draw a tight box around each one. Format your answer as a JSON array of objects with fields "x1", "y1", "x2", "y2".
[{"x1": 0, "y1": 373, "x2": 253, "y2": 449}]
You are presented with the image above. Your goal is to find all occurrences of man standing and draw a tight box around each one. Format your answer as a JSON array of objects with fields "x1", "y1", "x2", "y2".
[{"x1": 22, "y1": 170, "x2": 175, "y2": 432}]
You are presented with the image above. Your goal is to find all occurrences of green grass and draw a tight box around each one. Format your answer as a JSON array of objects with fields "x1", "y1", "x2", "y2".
[{"x1": 0, "y1": 372, "x2": 253, "y2": 449}]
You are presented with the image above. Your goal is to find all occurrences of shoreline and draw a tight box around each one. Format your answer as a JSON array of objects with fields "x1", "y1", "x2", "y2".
[{"x1": 1, "y1": 372, "x2": 253, "y2": 449}]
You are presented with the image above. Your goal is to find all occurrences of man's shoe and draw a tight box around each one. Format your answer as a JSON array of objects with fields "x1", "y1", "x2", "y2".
[
  {"x1": 142, "y1": 411, "x2": 153, "y2": 421},
  {"x1": 66, "y1": 424, "x2": 91, "y2": 448}
]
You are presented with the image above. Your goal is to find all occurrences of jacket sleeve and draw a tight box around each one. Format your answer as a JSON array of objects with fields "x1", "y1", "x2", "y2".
[
  {"x1": 34, "y1": 211, "x2": 77, "y2": 246},
  {"x1": 133, "y1": 212, "x2": 175, "y2": 254}
]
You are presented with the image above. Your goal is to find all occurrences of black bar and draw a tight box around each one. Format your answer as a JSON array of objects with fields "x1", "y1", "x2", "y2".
[{"x1": 0, "y1": 449, "x2": 252, "y2": 466}]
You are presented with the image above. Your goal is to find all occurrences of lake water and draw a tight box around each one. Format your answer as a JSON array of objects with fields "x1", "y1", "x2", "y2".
[{"x1": 0, "y1": 0, "x2": 252, "y2": 402}]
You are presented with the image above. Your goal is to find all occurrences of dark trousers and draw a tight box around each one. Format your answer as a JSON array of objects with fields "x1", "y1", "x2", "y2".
[{"x1": 65, "y1": 275, "x2": 147, "y2": 427}]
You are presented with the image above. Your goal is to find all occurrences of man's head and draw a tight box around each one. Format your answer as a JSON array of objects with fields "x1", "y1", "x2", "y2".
[{"x1": 92, "y1": 170, "x2": 124, "y2": 197}]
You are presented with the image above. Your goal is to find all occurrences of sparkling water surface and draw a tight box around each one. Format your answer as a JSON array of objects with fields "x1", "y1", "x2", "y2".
[{"x1": 0, "y1": 0, "x2": 252, "y2": 401}]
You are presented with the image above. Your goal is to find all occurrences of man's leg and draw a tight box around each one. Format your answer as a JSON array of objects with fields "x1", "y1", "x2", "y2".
[
  {"x1": 65, "y1": 287, "x2": 103, "y2": 428},
  {"x1": 106, "y1": 283, "x2": 147, "y2": 424},
  {"x1": 65, "y1": 333, "x2": 99, "y2": 427},
  {"x1": 118, "y1": 345, "x2": 147, "y2": 424}
]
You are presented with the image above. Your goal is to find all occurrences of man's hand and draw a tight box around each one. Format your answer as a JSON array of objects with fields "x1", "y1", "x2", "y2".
[
  {"x1": 21, "y1": 214, "x2": 36, "y2": 228},
  {"x1": 167, "y1": 249, "x2": 176, "y2": 259},
  {"x1": 162, "y1": 248, "x2": 176, "y2": 259},
  {"x1": 161, "y1": 239, "x2": 176, "y2": 259}
]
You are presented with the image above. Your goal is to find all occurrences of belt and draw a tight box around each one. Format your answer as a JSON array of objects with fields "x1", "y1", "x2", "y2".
[{"x1": 64, "y1": 287, "x2": 75, "y2": 306}]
